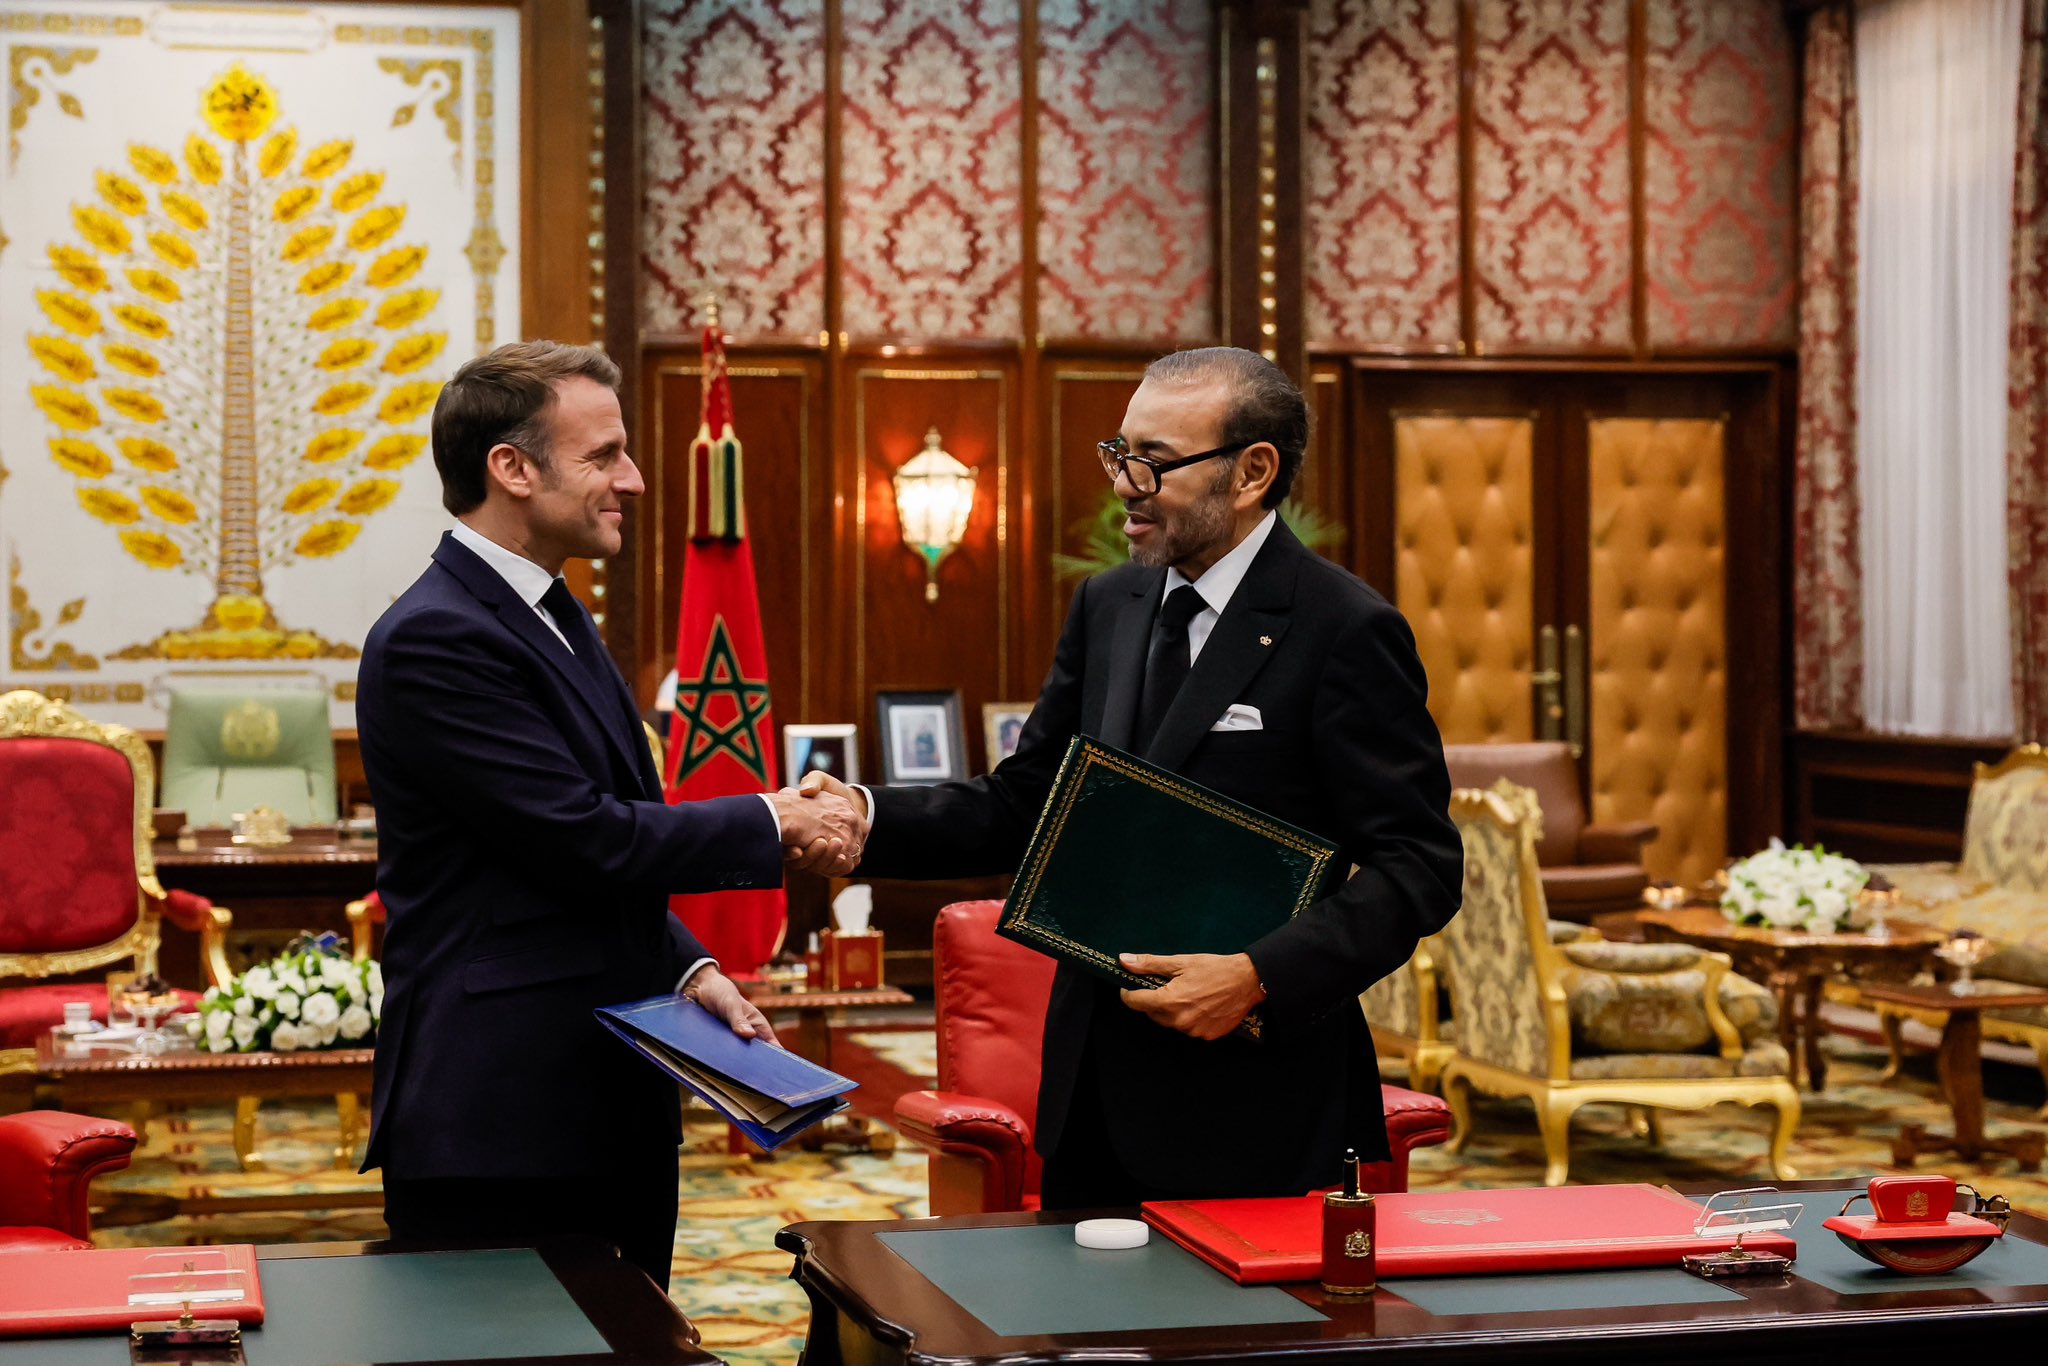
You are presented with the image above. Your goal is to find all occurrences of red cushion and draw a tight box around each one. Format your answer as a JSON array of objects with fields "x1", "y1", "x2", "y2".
[
  {"x1": 0, "y1": 985, "x2": 199, "y2": 1050},
  {"x1": 0, "y1": 1228, "x2": 91, "y2": 1253},
  {"x1": 0, "y1": 737, "x2": 141, "y2": 953},
  {"x1": 934, "y1": 901, "x2": 1054, "y2": 1135}
]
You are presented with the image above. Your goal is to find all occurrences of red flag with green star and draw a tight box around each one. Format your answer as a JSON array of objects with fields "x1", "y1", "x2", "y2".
[{"x1": 665, "y1": 311, "x2": 784, "y2": 975}]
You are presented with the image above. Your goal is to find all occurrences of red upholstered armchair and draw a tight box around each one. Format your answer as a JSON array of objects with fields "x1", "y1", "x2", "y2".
[
  {"x1": 0, "y1": 1110, "x2": 137, "y2": 1252},
  {"x1": 1443, "y1": 742, "x2": 1658, "y2": 923},
  {"x1": 0, "y1": 690, "x2": 232, "y2": 1077},
  {"x1": 894, "y1": 900, "x2": 1454, "y2": 1215}
]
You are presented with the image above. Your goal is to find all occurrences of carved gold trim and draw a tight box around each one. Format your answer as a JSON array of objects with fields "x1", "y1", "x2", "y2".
[
  {"x1": 586, "y1": 14, "x2": 607, "y2": 628},
  {"x1": 9, "y1": 551, "x2": 98, "y2": 672},
  {"x1": 377, "y1": 56, "x2": 462, "y2": 166},
  {"x1": 7, "y1": 43, "x2": 97, "y2": 167},
  {"x1": 1975, "y1": 742, "x2": 2048, "y2": 783},
  {"x1": 1254, "y1": 36, "x2": 1279, "y2": 364}
]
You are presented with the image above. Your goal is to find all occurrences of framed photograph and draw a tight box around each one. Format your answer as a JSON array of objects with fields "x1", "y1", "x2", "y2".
[
  {"x1": 982, "y1": 701, "x2": 1033, "y2": 770},
  {"x1": 876, "y1": 690, "x2": 967, "y2": 785},
  {"x1": 783, "y1": 723, "x2": 860, "y2": 786}
]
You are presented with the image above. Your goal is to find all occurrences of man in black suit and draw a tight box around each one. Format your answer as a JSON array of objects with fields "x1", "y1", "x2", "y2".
[
  {"x1": 357, "y1": 341, "x2": 862, "y2": 1282},
  {"x1": 806, "y1": 348, "x2": 1460, "y2": 1206}
]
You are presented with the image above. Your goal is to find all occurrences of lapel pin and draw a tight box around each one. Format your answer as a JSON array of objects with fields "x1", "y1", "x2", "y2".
[{"x1": 1259, "y1": 635, "x2": 1273, "y2": 647}]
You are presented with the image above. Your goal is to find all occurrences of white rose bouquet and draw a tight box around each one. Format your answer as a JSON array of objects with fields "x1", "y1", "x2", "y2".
[
  {"x1": 193, "y1": 946, "x2": 383, "y2": 1053},
  {"x1": 1720, "y1": 838, "x2": 1869, "y2": 933}
]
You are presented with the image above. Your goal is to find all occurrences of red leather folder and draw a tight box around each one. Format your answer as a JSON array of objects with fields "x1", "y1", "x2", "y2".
[
  {"x1": 1143, "y1": 1184, "x2": 1796, "y2": 1284},
  {"x1": 0, "y1": 1244, "x2": 264, "y2": 1337}
]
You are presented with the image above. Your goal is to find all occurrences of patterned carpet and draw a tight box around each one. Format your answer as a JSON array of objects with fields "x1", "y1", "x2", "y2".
[{"x1": 76, "y1": 1025, "x2": 2048, "y2": 1366}]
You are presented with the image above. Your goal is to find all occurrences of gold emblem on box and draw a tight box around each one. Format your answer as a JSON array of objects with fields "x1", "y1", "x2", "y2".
[{"x1": 1344, "y1": 1230, "x2": 1373, "y2": 1258}]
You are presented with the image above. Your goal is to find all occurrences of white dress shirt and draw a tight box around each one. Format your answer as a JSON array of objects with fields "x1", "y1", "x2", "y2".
[{"x1": 1162, "y1": 509, "x2": 1277, "y2": 665}]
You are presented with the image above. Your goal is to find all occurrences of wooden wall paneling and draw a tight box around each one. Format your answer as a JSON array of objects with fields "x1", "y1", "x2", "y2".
[
  {"x1": 1790, "y1": 732, "x2": 2010, "y2": 862},
  {"x1": 1218, "y1": 1, "x2": 1309, "y2": 381},
  {"x1": 1040, "y1": 361, "x2": 1147, "y2": 651},
  {"x1": 594, "y1": 0, "x2": 643, "y2": 680},
  {"x1": 850, "y1": 364, "x2": 1015, "y2": 778},
  {"x1": 639, "y1": 348, "x2": 827, "y2": 726}
]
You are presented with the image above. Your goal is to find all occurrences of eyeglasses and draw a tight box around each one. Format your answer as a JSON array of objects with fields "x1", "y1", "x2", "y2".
[{"x1": 1096, "y1": 436, "x2": 1252, "y2": 496}]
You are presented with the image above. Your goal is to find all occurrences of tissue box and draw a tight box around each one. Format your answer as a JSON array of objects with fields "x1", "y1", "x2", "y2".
[{"x1": 822, "y1": 929, "x2": 884, "y2": 989}]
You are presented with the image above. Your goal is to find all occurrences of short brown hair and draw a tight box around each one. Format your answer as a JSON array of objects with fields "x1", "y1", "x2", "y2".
[
  {"x1": 430, "y1": 340, "x2": 622, "y2": 515},
  {"x1": 1142, "y1": 347, "x2": 1309, "y2": 508}
]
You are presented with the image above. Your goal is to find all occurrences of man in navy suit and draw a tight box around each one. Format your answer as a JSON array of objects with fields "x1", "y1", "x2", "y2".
[
  {"x1": 357, "y1": 341, "x2": 862, "y2": 1282},
  {"x1": 807, "y1": 348, "x2": 1460, "y2": 1206}
]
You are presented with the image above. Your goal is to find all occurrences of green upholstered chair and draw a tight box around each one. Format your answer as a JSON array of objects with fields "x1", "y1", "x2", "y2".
[{"x1": 161, "y1": 688, "x2": 337, "y2": 826}]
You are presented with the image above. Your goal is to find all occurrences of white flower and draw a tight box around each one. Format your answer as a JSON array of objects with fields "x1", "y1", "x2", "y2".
[
  {"x1": 277, "y1": 969, "x2": 307, "y2": 997},
  {"x1": 302, "y1": 991, "x2": 340, "y2": 1028},
  {"x1": 234, "y1": 996, "x2": 254, "y2": 1018},
  {"x1": 339, "y1": 1004, "x2": 373, "y2": 1040},
  {"x1": 242, "y1": 966, "x2": 277, "y2": 1000},
  {"x1": 315, "y1": 1021, "x2": 340, "y2": 1047},
  {"x1": 231, "y1": 1016, "x2": 260, "y2": 1050},
  {"x1": 366, "y1": 962, "x2": 383, "y2": 994},
  {"x1": 275, "y1": 990, "x2": 301, "y2": 1020},
  {"x1": 320, "y1": 956, "x2": 352, "y2": 989},
  {"x1": 1722, "y1": 842, "x2": 1868, "y2": 932},
  {"x1": 205, "y1": 1011, "x2": 231, "y2": 1042},
  {"x1": 206, "y1": 1031, "x2": 233, "y2": 1054},
  {"x1": 270, "y1": 1022, "x2": 304, "y2": 1052}
]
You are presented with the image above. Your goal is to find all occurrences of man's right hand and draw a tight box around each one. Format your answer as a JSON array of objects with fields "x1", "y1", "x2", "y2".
[
  {"x1": 797, "y1": 769, "x2": 869, "y2": 820},
  {"x1": 769, "y1": 786, "x2": 864, "y2": 876}
]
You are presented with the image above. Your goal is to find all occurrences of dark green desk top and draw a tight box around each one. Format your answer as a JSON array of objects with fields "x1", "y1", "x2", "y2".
[{"x1": 0, "y1": 1242, "x2": 707, "y2": 1366}]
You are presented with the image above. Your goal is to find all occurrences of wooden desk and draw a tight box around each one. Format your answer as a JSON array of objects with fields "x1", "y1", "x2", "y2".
[
  {"x1": 1857, "y1": 980, "x2": 2048, "y2": 1170},
  {"x1": 0, "y1": 1237, "x2": 715, "y2": 1365},
  {"x1": 152, "y1": 830, "x2": 377, "y2": 985},
  {"x1": 778, "y1": 1190, "x2": 2048, "y2": 1364},
  {"x1": 1633, "y1": 907, "x2": 1944, "y2": 1090},
  {"x1": 35, "y1": 1032, "x2": 373, "y2": 1195}
]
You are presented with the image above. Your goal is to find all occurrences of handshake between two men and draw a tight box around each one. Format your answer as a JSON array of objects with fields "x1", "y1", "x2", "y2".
[{"x1": 766, "y1": 771, "x2": 871, "y2": 878}]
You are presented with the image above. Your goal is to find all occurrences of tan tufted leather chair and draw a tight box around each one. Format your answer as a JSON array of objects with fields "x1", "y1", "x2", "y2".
[{"x1": 1443, "y1": 742, "x2": 1656, "y2": 922}]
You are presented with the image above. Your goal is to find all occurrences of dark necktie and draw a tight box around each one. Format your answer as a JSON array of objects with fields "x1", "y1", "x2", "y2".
[
  {"x1": 540, "y1": 577, "x2": 639, "y2": 745},
  {"x1": 1135, "y1": 584, "x2": 1206, "y2": 755}
]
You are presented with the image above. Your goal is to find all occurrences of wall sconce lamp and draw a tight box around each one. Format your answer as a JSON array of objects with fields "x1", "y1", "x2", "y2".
[{"x1": 891, "y1": 426, "x2": 977, "y2": 602}]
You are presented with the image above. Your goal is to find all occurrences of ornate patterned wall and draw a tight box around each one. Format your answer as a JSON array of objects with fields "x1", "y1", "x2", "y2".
[
  {"x1": 840, "y1": 0, "x2": 1022, "y2": 340},
  {"x1": 1642, "y1": 0, "x2": 1796, "y2": 349},
  {"x1": 1305, "y1": 0, "x2": 1461, "y2": 351},
  {"x1": 642, "y1": 0, "x2": 826, "y2": 339},
  {"x1": 1470, "y1": 0, "x2": 1633, "y2": 351},
  {"x1": 1037, "y1": 0, "x2": 1212, "y2": 341}
]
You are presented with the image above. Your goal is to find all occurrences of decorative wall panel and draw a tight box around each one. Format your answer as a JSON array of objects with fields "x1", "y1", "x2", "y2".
[
  {"x1": 642, "y1": 0, "x2": 825, "y2": 339},
  {"x1": 1641, "y1": 0, "x2": 1796, "y2": 349},
  {"x1": 841, "y1": 0, "x2": 1021, "y2": 339},
  {"x1": 1038, "y1": 0, "x2": 1211, "y2": 341},
  {"x1": 1587, "y1": 417, "x2": 1727, "y2": 887},
  {"x1": 1471, "y1": 0, "x2": 1632, "y2": 351},
  {"x1": 1305, "y1": 0, "x2": 1461, "y2": 351},
  {"x1": 1395, "y1": 415, "x2": 1535, "y2": 743},
  {"x1": 0, "y1": 1, "x2": 519, "y2": 728}
]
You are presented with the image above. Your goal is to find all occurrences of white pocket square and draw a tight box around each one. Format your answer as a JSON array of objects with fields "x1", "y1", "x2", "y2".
[{"x1": 1210, "y1": 704, "x2": 1263, "y2": 733}]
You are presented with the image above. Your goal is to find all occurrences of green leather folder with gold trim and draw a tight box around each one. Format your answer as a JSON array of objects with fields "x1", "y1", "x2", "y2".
[{"x1": 999, "y1": 736, "x2": 1344, "y2": 1039}]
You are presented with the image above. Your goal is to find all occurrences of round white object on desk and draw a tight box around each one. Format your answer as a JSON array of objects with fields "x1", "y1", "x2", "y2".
[{"x1": 1073, "y1": 1218, "x2": 1149, "y2": 1250}]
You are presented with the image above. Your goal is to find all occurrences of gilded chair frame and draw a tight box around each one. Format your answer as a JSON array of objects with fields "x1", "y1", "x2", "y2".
[
  {"x1": 1867, "y1": 744, "x2": 2048, "y2": 1112},
  {"x1": 0, "y1": 690, "x2": 232, "y2": 1075},
  {"x1": 1362, "y1": 935, "x2": 1453, "y2": 1094},
  {"x1": 1438, "y1": 786, "x2": 1801, "y2": 1186}
]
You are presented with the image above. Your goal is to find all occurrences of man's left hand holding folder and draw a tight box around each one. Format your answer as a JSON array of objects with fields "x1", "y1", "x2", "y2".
[{"x1": 680, "y1": 967, "x2": 780, "y2": 1046}]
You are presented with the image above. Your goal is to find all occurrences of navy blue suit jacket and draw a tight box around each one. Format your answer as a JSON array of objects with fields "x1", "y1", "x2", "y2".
[{"x1": 357, "y1": 533, "x2": 782, "y2": 1180}]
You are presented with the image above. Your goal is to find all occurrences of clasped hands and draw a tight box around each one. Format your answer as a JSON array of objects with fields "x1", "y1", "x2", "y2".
[{"x1": 768, "y1": 770, "x2": 871, "y2": 877}]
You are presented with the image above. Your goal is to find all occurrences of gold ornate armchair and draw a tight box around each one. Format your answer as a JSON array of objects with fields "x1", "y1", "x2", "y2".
[
  {"x1": 1438, "y1": 783, "x2": 1799, "y2": 1186},
  {"x1": 1361, "y1": 936, "x2": 1452, "y2": 1093},
  {"x1": 0, "y1": 690, "x2": 232, "y2": 1076},
  {"x1": 1861, "y1": 745, "x2": 2048, "y2": 1106}
]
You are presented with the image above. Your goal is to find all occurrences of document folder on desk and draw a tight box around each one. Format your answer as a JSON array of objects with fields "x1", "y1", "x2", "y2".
[
  {"x1": 597, "y1": 995, "x2": 855, "y2": 1150},
  {"x1": 1143, "y1": 1184, "x2": 1799, "y2": 1284},
  {"x1": 1000, "y1": 737, "x2": 1344, "y2": 1038},
  {"x1": 0, "y1": 1244, "x2": 264, "y2": 1337}
]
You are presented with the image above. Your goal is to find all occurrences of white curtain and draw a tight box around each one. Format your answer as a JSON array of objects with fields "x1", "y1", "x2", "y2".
[{"x1": 1857, "y1": 0, "x2": 2024, "y2": 736}]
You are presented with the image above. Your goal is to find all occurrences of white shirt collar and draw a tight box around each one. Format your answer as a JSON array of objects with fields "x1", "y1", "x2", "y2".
[
  {"x1": 1165, "y1": 509, "x2": 1277, "y2": 617},
  {"x1": 450, "y1": 520, "x2": 558, "y2": 608}
]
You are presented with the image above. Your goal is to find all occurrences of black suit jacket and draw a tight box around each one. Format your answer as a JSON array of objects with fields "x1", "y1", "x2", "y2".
[
  {"x1": 357, "y1": 533, "x2": 782, "y2": 1180},
  {"x1": 860, "y1": 521, "x2": 1460, "y2": 1195}
]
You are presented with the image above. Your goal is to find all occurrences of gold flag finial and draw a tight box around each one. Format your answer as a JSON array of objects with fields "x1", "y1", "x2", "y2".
[{"x1": 699, "y1": 289, "x2": 721, "y2": 331}]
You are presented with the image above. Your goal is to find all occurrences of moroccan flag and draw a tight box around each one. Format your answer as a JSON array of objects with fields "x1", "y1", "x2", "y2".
[{"x1": 665, "y1": 315, "x2": 785, "y2": 975}]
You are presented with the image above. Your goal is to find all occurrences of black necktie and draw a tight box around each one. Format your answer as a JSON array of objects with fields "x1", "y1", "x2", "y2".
[
  {"x1": 540, "y1": 578, "x2": 638, "y2": 742},
  {"x1": 1136, "y1": 584, "x2": 1206, "y2": 755}
]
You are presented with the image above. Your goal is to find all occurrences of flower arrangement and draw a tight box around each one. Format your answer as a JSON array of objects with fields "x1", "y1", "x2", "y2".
[
  {"x1": 1720, "y1": 838, "x2": 1870, "y2": 933},
  {"x1": 192, "y1": 945, "x2": 382, "y2": 1054}
]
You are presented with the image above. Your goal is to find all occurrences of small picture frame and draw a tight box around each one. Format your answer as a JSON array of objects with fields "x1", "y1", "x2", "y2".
[
  {"x1": 875, "y1": 689, "x2": 967, "y2": 785},
  {"x1": 981, "y1": 701, "x2": 1033, "y2": 769},
  {"x1": 783, "y1": 723, "x2": 860, "y2": 786}
]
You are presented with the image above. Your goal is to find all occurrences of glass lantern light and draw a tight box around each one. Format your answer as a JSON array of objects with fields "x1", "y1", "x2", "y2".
[{"x1": 891, "y1": 426, "x2": 977, "y2": 602}]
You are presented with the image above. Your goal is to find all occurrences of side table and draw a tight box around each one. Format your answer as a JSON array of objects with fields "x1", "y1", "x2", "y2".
[
  {"x1": 1856, "y1": 981, "x2": 2048, "y2": 1171},
  {"x1": 733, "y1": 983, "x2": 915, "y2": 1155}
]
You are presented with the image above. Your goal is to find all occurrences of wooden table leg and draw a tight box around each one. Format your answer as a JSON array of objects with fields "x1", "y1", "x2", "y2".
[
  {"x1": 1936, "y1": 1010, "x2": 1987, "y2": 1158},
  {"x1": 1772, "y1": 974, "x2": 1802, "y2": 1083},
  {"x1": 1802, "y1": 976, "x2": 1829, "y2": 1092}
]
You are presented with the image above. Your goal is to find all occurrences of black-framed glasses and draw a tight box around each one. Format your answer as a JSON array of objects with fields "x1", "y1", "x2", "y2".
[{"x1": 1096, "y1": 436, "x2": 1252, "y2": 496}]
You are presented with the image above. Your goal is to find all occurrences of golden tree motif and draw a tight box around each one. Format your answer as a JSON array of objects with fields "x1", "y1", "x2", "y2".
[{"x1": 26, "y1": 63, "x2": 446, "y2": 659}]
